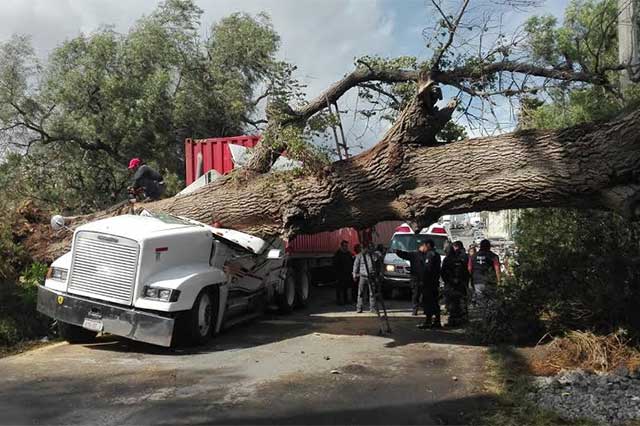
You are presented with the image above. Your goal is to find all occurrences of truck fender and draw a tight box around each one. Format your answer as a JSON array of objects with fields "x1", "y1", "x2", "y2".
[{"x1": 134, "y1": 265, "x2": 227, "y2": 312}]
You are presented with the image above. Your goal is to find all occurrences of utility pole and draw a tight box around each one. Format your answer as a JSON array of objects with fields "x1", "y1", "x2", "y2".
[{"x1": 618, "y1": 0, "x2": 639, "y2": 90}]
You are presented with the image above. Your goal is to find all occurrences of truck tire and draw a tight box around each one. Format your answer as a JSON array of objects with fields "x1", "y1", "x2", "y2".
[
  {"x1": 295, "y1": 265, "x2": 310, "y2": 308},
  {"x1": 58, "y1": 321, "x2": 97, "y2": 344},
  {"x1": 184, "y1": 288, "x2": 218, "y2": 346},
  {"x1": 278, "y1": 271, "x2": 296, "y2": 314}
]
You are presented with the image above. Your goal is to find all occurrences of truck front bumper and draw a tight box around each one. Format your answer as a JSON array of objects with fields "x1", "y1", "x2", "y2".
[{"x1": 37, "y1": 285, "x2": 175, "y2": 347}]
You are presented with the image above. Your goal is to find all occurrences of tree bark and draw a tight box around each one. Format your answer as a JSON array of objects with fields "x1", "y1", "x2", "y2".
[{"x1": 149, "y1": 105, "x2": 640, "y2": 237}]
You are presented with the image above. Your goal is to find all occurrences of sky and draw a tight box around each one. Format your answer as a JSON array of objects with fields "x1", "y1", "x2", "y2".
[{"x1": 0, "y1": 0, "x2": 570, "y2": 151}]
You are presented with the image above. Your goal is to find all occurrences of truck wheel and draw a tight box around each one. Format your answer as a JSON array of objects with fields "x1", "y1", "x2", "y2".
[
  {"x1": 278, "y1": 271, "x2": 296, "y2": 314},
  {"x1": 58, "y1": 322, "x2": 97, "y2": 344},
  {"x1": 295, "y1": 267, "x2": 310, "y2": 308},
  {"x1": 185, "y1": 289, "x2": 217, "y2": 346}
]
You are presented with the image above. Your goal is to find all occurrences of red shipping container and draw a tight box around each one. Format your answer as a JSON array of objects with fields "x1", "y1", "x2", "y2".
[
  {"x1": 185, "y1": 135, "x2": 261, "y2": 185},
  {"x1": 287, "y1": 228, "x2": 360, "y2": 256}
]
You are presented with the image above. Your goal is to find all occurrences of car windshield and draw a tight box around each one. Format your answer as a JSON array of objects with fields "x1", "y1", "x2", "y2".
[{"x1": 389, "y1": 234, "x2": 448, "y2": 255}]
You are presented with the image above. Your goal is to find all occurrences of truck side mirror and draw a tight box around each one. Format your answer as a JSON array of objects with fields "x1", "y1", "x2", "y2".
[
  {"x1": 51, "y1": 215, "x2": 66, "y2": 231},
  {"x1": 267, "y1": 249, "x2": 282, "y2": 259}
]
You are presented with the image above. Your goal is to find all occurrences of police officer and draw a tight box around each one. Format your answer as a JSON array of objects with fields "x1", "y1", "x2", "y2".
[
  {"x1": 468, "y1": 239, "x2": 501, "y2": 305},
  {"x1": 421, "y1": 239, "x2": 442, "y2": 329},
  {"x1": 396, "y1": 242, "x2": 429, "y2": 316},
  {"x1": 453, "y1": 240, "x2": 471, "y2": 318},
  {"x1": 441, "y1": 244, "x2": 468, "y2": 326}
]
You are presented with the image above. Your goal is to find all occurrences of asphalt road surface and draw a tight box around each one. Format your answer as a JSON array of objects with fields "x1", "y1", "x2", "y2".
[{"x1": 0, "y1": 287, "x2": 491, "y2": 425}]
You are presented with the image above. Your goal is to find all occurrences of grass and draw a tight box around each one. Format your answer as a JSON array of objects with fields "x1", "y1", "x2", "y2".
[
  {"x1": 477, "y1": 345, "x2": 596, "y2": 426},
  {"x1": 530, "y1": 330, "x2": 640, "y2": 375}
]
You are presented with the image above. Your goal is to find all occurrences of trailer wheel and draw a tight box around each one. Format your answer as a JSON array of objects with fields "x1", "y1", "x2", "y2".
[
  {"x1": 58, "y1": 322, "x2": 97, "y2": 344},
  {"x1": 183, "y1": 288, "x2": 218, "y2": 346},
  {"x1": 278, "y1": 270, "x2": 296, "y2": 313},
  {"x1": 295, "y1": 265, "x2": 310, "y2": 308}
]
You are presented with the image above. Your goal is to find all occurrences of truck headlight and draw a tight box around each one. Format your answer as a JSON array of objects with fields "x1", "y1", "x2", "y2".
[
  {"x1": 46, "y1": 267, "x2": 68, "y2": 282},
  {"x1": 143, "y1": 286, "x2": 180, "y2": 302},
  {"x1": 385, "y1": 264, "x2": 395, "y2": 272}
]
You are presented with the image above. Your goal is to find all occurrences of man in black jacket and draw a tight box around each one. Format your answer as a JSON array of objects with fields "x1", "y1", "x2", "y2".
[
  {"x1": 128, "y1": 158, "x2": 165, "y2": 201},
  {"x1": 397, "y1": 239, "x2": 441, "y2": 328},
  {"x1": 422, "y1": 239, "x2": 442, "y2": 328},
  {"x1": 396, "y1": 241, "x2": 429, "y2": 316},
  {"x1": 333, "y1": 240, "x2": 354, "y2": 305},
  {"x1": 441, "y1": 245, "x2": 468, "y2": 326}
]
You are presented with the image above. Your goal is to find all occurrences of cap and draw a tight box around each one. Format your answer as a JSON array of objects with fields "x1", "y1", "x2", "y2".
[{"x1": 128, "y1": 158, "x2": 141, "y2": 169}]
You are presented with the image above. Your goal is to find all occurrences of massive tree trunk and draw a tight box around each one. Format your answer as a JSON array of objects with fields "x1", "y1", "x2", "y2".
[{"x1": 151, "y1": 102, "x2": 640, "y2": 237}]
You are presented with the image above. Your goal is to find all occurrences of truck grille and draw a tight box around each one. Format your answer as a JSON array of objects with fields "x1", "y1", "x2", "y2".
[{"x1": 68, "y1": 231, "x2": 140, "y2": 305}]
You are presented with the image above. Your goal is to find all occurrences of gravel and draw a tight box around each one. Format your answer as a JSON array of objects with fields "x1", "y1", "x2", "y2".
[{"x1": 527, "y1": 368, "x2": 640, "y2": 424}]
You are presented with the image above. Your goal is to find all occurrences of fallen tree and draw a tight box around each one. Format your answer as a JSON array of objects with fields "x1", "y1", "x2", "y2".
[
  {"x1": 32, "y1": 78, "x2": 639, "y2": 262},
  {"x1": 13, "y1": 0, "x2": 640, "y2": 261}
]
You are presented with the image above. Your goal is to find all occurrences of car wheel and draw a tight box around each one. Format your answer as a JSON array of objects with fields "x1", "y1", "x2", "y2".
[
  {"x1": 58, "y1": 321, "x2": 97, "y2": 344},
  {"x1": 278, "y1": 270, "x2": 296, "y2": 313}
]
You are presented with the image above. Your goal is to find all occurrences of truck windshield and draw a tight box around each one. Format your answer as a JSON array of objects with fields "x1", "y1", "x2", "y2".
[
  {"x1": 142, "y1": 211, "x2": 193, "y2": 226},
  {"x1": 389, "y1": 234, "x2": 448, "y2": 256}
]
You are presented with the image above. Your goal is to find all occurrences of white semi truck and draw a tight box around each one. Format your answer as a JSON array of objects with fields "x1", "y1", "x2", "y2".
[{"x1": 37, "y1": 211, "x2": 307, "y2": 347}]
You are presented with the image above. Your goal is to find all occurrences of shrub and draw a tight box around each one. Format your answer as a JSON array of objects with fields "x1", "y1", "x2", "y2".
[{"x1": 513, "y1": 209, "x2": 640, "y2": 338}]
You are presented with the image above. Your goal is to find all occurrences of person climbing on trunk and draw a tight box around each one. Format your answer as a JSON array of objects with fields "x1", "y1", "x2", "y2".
[{"x1": 128, "y1": 158, "x2": 165, "y2": 201}]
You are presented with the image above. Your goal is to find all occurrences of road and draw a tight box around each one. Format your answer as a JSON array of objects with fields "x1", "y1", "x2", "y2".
[{"x1": 0, "y1": 287, "x2": 492, "y2": 425}]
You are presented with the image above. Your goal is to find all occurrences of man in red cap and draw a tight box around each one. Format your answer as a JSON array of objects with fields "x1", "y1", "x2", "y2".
[{"x1": 128, "y1": 158, "x2": 165, "y2": 201}]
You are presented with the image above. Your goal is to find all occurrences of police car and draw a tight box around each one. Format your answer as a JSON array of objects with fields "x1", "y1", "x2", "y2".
[{"x1": 382, "y1": 223, "x2": 451, "y2": 297}]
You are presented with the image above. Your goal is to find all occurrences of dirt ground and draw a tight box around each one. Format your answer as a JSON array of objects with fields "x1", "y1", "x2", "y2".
[{"x1": 0, "y1": 287, "x2": 493, "y2": 425}]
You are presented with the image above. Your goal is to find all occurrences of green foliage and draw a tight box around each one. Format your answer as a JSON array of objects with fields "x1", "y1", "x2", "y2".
[
  {"x1": 18, "y1": 262, "x2": 47, "y2": 306},
  {"x1": 467, "y1": 280, "x2": 546, "y2": 345},
  {"x1": 520, "y1": 84, "x2": 640, "y2": 130},
  {"x1": 513, "y1": 209, "x2": 640, "y2": 336},
  {"x1": 524, "y1": 0, "x2": 619, "y2": 72},
  {"x1": 0, "y1": 262, "x2": 50, "y2": 347}
]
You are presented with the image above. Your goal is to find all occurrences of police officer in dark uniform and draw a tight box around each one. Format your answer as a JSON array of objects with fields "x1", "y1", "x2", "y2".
[
  {"x1": 468, "y1": 239, "x2": 501, "y2": 305},
  {"x1": 422, "y1": 239, "x2": 442, "y2": 328},
  {"x1": 396, "y1": 242, "x2": 429, "y2": 316},
  {"x1": 441, "y1": 245, "x2": 469, "y2": 326},
  {"x1": 453, "y1": 240, "x2": 471, "y2": 318}
]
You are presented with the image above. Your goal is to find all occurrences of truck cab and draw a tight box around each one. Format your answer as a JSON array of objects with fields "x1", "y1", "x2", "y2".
[
  {"x1": 382, "y1": 223, "x2": 451, "y2": 296},
  {"x1": 37, "y1": 211, "x2": 301, "y2": 347}
]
